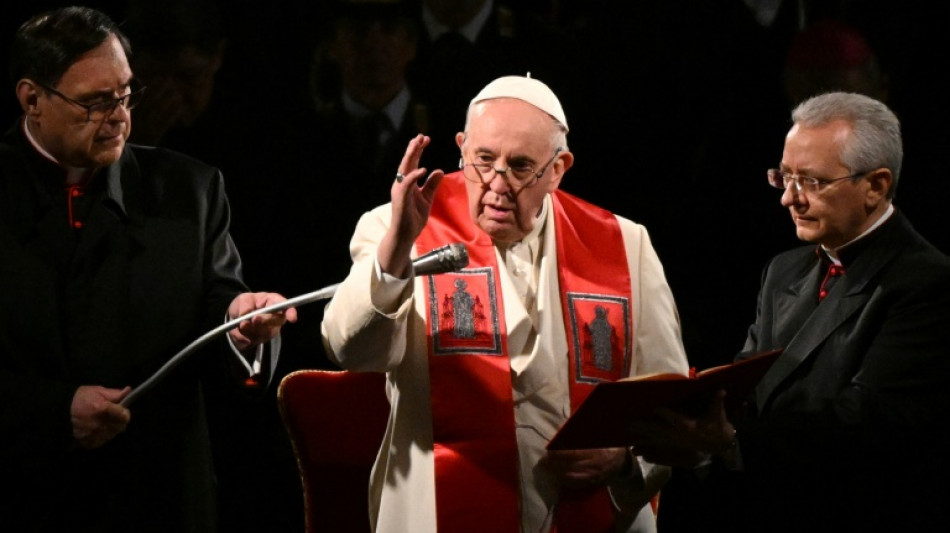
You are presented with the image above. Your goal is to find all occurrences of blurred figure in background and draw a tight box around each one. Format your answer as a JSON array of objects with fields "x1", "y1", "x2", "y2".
[
  {"x1": 123, "y1": 0, "x2": 227, "y2": 148},
  {"x1": 309, "y1": 0, "x2": 428, "y2": 213},
  {"x1": 782, "y1": 18, "x2": 888, "y2": 106},
  {"x1": 407, "y1": 0, "x2": 578, "y2": 169}
]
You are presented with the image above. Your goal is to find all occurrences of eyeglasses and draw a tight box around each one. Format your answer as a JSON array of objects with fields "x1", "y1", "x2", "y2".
[
  {"x1": 767, "y1": 168, "x2": 871, "y2": 194},
  {"x1": 37, "y1": 80, "x2": 147, "y2": 122},
  {"x1": 460, "y1": 147, "x2": 563, "y2": 191}
]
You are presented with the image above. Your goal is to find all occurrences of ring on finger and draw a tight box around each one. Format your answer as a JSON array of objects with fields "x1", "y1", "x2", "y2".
[{"x1": 395, "y1": 172, "x2": 405, "y2": 183}]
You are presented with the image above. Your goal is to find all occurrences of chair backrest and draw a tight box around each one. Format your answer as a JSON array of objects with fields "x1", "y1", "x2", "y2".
[{"x1": 277, "y1": 370, "x2": 389, "y2": 533}]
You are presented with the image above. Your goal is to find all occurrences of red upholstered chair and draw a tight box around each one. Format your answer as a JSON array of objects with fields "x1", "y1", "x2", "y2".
[{"x1": 277, "y1": 370, "x2": 389, "y2": 533}]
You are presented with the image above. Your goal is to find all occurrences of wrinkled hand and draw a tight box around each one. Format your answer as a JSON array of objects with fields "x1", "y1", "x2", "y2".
[
  {"x1": 627, "y1": 390, "x2": 735, "y2": 467},
  {"x1": 71, "y1": 385, "x2": 132, "y2": 449},
  {"x1": 227, "y1": 292, "x2": 298, "y2": 353},
  {"x1": 378, "y1": 134, "x2": 445, "y2": 277},
  {"x1": 540, "y1": 447, "x2": 628, "y2": 489}
]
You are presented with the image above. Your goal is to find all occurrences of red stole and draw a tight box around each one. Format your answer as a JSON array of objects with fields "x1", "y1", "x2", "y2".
[{"x1": 417, "y1": 173, "x2": 633, "y2": 533}]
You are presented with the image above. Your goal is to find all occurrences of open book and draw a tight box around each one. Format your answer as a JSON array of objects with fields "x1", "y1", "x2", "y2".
[{"x1": 546, "y1": 348, "x2": 783, "y2": 450}]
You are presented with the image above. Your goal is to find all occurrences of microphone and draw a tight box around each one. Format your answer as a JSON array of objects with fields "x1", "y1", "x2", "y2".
[
  {"x1": 121, "y1": 242, "x2": 469, "y2": 406},
  {"x1": 412, "y1": 242, "x2": 469, "y2": 276}
]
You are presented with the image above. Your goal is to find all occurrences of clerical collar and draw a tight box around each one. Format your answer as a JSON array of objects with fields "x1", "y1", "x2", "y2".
[
  {"x1": 423, "y1": 0, "x2": 493, "y2": 43},
  {"x1": 22, "y1": 117, "x2": 93, "y2": 185},
  {"x1": 821, "y1": 203, "x2": 895, "y2": 263},
  {"x1": 341, "y1": 84, "x2": 411, "y2": 136}
]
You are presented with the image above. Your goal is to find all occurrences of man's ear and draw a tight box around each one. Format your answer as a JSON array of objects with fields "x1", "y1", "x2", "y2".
[
  {"x1": 454, "y1": 132, "x2": 467, "y2": 168},
  {"x1": 17, "y1": 79, "x2": 40, "y2": 116},
  {"x1": 547, "y1": 150, "x2": 574, "y2": 191},
  {"x1": 865, "y1": 168, "x2": 893, "y2": 207}
]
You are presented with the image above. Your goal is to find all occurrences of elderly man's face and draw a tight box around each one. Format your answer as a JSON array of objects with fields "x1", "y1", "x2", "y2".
[
  {"x1": 457, "y1": 99, "x2": 570, "y2": 244},
  {"x1": 779, "y1": 119, "x2": 880, "y2": 248},
  {"x1": 28, "y1": 35, "x2": 133, "y2": 168}
]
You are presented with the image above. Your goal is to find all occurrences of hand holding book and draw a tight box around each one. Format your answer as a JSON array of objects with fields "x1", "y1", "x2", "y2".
[
  {"x1": 546, "y1": 349, "x2": 782, "y2": 452},
  {"x1": 620, "y1": 388, "x2": 739, "y2": 468}
]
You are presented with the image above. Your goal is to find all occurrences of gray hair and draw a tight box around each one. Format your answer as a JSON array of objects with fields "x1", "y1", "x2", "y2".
[{"x1": 791, "y1": 92, "x2": 902, "y2": 198}]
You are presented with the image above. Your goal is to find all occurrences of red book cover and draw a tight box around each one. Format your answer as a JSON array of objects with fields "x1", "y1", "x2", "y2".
[{"x1": 546, "y1": 349, "x2": 783, "y2": 450}]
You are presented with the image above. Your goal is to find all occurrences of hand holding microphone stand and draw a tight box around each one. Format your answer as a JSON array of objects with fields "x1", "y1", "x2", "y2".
[{"x1": 121, "y1": 243, "x2": 469, "y2": 406}]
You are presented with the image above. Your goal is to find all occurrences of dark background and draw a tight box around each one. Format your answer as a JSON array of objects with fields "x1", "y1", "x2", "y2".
[{"x1": 3, "y1": 1, "x2": 948, "y2": 530}]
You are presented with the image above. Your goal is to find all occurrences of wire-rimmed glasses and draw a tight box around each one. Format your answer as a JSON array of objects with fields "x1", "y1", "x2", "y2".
[
  {"x1": 461, "y1": 147, "x2": 563, "y2": 191},
  {"x1": 37, "y1": 79, "x2": 147, "y2": 122},
  {"x1": 767, "y1": 168, "x2": 871, "y2": 193}
]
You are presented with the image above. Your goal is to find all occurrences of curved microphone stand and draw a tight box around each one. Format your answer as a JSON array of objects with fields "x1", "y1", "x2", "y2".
[
  {"x1": 121, "y1": 283, "x2": 339, "y2": 406},
  {"x1": 119, "y1": 241, "x2": 468, "y2": 407}
]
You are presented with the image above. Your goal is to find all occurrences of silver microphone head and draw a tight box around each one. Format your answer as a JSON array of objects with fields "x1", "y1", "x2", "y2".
[
  {"x1": 443, "y1": 242, "x2": 469, "y2": 271},
  {"x1": 413, "y1": 242, "x2": 470, "y2": 276}
]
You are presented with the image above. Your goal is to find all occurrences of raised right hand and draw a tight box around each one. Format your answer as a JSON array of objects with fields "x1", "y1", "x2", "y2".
[{"x1": 378, "y1": 134, "x2": 445, "y2": 277}]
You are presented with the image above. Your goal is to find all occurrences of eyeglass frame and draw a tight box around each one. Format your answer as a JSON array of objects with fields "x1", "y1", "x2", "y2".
[
  {"x1": 35, "y1": 80, "x2": 147, "y2": 122},
  {"x1": 460, "y1": 147, "x2": 563, "y2": 191},
  {"x1": 767, "y1": 168, "x2": 873, "y2": 193}
]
